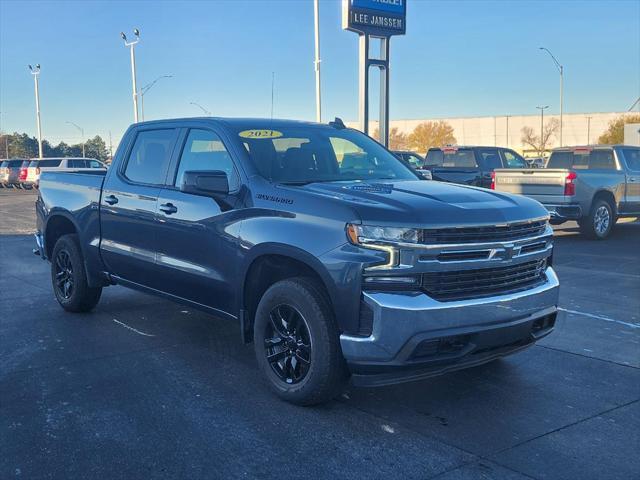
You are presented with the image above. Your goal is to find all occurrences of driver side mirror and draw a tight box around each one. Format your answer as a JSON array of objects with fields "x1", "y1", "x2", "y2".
[{"x1": 180, "y1": 170, "x2": 229, "y2": 196}]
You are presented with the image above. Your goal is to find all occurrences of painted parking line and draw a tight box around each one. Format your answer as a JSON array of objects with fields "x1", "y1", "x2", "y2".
[
  {"x1": 558, "y1": 307, "x2": 640, "y2": 329},
  {"x1": 112, "y1": 318, "x2": 155, "y2": 337}
]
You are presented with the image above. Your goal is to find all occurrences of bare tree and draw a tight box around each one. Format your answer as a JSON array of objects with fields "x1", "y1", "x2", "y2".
[{"x1": 521, "y1": 119, "x2": 560, "y2": 156}]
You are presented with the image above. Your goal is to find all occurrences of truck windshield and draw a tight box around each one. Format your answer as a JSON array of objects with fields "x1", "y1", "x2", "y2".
[{"x1": 236, "y1": 127, "x2": 418, "y2": 184}]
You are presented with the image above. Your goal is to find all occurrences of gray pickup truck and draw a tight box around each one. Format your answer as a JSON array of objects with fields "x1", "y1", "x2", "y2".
[
  {"x1": 493, "y1": 145, "x2": 640, "y2": 239},
  {"x1": 34, "y1": 117, "x2": 559, "y2": 405}
]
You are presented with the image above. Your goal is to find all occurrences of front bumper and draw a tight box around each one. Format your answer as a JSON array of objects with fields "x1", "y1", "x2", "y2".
[{"x1": 340, "y1": 267, "x2": 560, "y2": 387}]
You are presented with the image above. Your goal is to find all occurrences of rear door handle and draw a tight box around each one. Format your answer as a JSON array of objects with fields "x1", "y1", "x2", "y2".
[
  {"x1": 104, "y1": 194, "x2": 118, "y2": 205},
  {"x1": 159, "y1": 202, "x2": 178, "y2": 215}
]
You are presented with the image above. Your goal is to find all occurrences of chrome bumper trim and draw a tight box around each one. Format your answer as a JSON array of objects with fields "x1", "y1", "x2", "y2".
[{"x1": 340, "y1": 267, "x2": 560, "y2": 363}]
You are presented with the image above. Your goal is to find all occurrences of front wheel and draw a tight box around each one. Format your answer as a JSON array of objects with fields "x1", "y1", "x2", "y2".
[
  {"x1": 51, "y1": 234, "x2": 102, "y2": 312},
  {"x1": 579, "y1": 199, "x2": 614, "y2": 239},
  {"x1": 253, "y1": 277, "x2": 347, "y2": 405}
]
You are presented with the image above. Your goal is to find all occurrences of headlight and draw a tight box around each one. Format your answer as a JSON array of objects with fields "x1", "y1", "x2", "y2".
[
  {"x1": 346, "y1": 224, "x2": 420, "y2": 269},
  {"x1": 346, "y1": 224, "x2": 419, "y2": 245}
]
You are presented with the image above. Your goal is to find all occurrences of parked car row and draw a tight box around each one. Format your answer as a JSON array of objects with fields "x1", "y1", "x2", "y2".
[
  {"x1": 493, "y1": 145, "x2": 640, "y2": 239},
  {"x1": 0, "y1": 157, "x2": 107, "y2": 189}
]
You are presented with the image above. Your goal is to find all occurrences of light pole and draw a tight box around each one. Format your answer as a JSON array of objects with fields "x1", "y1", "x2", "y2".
[
  {"x1": 140, "y1": 74, "x2": 173, "y2": 121},
  {"x1": 66, "y1": 121, "x2": 85, "y2": 157},
  {"x1": 536, "y1": 105, "x2": 549, "y2": 155},
  {"x1": 313, "y1": 0, "x2": 322, "y2": 123},
  {"x1": 190, "y1": 102, "x2": 211, "y2": 116},
  {"x1": 28, "y1": 64, "x2": 43, "y2": 158},
  {"x1": 121, "y1": 29, "x2": 141, "y2": 123},
  {"x1": 539, "y1": 47, "x2": 563, "y2": 146},
  {"x1": 586, "y1": 116, "x2": 592, "y2": 145}
]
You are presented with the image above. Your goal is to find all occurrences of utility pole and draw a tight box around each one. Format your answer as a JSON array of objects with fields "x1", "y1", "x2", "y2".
[
  {"x1": 28, "y1": 64, "x2": 43, "y2": 158},
  {"x1": 108, "y1": 131, "x2": 113, "y2": 159},
  {"x1": 121, "y1": 29, "x2": 141, "y2": 123},
  {"x1": 66, "y1": 121, "x2": 85, "y2": 157},
  {"x1": 539, "y1": 47, "x2": 564, "y2": 146},
  {"x1": 313, "y1": 0, "x2": 322, "y2": 123},
  {"x1": 537, "y1": 105, "x2": 549, "y2": 155}
]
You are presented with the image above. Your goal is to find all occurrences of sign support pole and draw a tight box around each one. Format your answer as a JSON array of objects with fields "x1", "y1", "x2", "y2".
[{"x1": 357, "y1": 34, "x2": 390, "y2": 147}]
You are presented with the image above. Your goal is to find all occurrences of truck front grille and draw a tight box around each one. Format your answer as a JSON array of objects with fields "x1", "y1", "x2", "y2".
[
  {"x1": 422, "y1": 258, "x2": 548, "y2": 301},
  {"x1": 421, "y1": 220, "x2": 547, "y2": 244}
]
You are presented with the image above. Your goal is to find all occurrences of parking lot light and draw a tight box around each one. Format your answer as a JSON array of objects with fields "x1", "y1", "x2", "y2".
[
  {"x1": 28, "y1": 64, "x2": 43, "y2": 159},
  {"x1": 539, "y1": 47, "x2": 564, "y2": 147},
  {"x1": 121, "y1": 29, "x2": 141, "y2": 123},
  {"x1": 66, "y1": 121, "x2": 85, "y2": 157}
]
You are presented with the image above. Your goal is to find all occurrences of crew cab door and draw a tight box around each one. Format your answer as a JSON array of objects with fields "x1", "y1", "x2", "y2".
[
  {"x1": 154, "y1": 127, "x2": 243, "y2": 316},
  {"x1": 619, "y1": 147, "x2": 640, "y2": 213},
  {"x1": 475, "y1": 148, "x2": 503, "y2": 188},
  {"x1": 100, "y1": 127, "x2": 178, "y2": 288}
]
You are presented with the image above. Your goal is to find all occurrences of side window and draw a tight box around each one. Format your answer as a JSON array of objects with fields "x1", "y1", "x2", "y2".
[
  {"x1": 503, "y1": 150, "x2": 527, "y2": 168},
  {"x1": 88, "y1": 160, "x2": 102, "y2": 168},
  {"x1": 477, "y1": 148, "x2": 502, "y2": 170},
  {"x1": 175, "y1": 129, "x2": 238, "y2": 189},
  {"x1": 124, "y1": 129, "x2": 176, "y2": 185},
  {"x1": 621, "y1": 148, "x2": 640, "y2": 171},
  {"x1": 588, "y1": 150, "x2": 615, "y2": 169},
  {"x1": 69, "y1": 159, "x2": 86, "y2": 168}
]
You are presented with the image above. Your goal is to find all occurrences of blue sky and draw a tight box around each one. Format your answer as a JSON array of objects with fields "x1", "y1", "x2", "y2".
[{"x1": 1, "y1": 0, "x2": 638, "y2": 145}]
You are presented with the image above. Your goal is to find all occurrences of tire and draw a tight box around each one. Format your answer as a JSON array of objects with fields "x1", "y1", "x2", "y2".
[
  {"x1": 51, "y1": 234, "x2": 102, "y2": 312},
  {"x1": 579, "y1": 198, "x2": 614, "y2": 240},
  {"x1": 22, "y1": 184, "x2": 33, "y2": 190},
  {"x1": 253, "y1": 277, "x2": 347, "y2": 405}
]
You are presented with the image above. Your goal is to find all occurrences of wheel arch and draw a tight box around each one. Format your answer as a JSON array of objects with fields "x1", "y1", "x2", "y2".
[{"x1": 239, "y1": 244, "x2": 338, "y2": 344}]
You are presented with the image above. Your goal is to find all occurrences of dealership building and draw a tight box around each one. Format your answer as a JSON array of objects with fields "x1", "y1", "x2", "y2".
[{"x1": 354, "y1": 111, "x2": 636, "y2": 155}]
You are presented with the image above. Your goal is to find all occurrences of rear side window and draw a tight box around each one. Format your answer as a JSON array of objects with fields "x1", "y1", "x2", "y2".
[
  {"x1": 38, "y1": 159, "x2": 62, "y2": 167},
  {"x1": 476, "y1": 148, "x2": 502, "y2": 169},
  {"x1": 68, "y1": 159, "x2": 87, "y2": 168},
  {"x1": 87, "y1": 160, "x2": 103, "y2": 168},
  {"x1": 621, "y1": 148, "x2": 640, "y2": 171},
  {"x1": 124, "y1": 129, "x2": 176, "y2": 185},
  {"x1": 8, "y1": 160, "x2": 23, "y2": 167},
  {"x1": 175, "y1": 129, "x2": 238, "y2": 189}
]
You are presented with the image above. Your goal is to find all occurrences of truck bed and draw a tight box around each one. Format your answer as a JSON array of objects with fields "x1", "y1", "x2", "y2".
[{"x1": 493, "y1": 168, "x2": 569, "y2": 197}]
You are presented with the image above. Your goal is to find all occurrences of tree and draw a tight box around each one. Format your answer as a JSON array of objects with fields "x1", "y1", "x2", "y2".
[
  {"x1": 83, "y1": 135, "x2": 109, "y2": 162},
  {"x1": 407, "y1": 121, "x2": 456, "y2": 153},
  {"x1": 598, "y1": 114, "x2": 640, "y2": 144},
  {"x1": 520, "y1": 118, "x2": 560, "y2": 156},
  {"x1": 371, "y1": 127, "x2": 410, "y2": 151}
]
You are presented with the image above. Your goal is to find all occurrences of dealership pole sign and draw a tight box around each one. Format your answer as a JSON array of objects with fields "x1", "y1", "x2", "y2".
[{"x1": 343, "y1": 0, "x2": 407, "y2": 146}]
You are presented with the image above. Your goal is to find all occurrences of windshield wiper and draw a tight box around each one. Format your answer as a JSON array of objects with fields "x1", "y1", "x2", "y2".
[{"x1": 278, "y1": 180, "x2": 316, "y2": 186}]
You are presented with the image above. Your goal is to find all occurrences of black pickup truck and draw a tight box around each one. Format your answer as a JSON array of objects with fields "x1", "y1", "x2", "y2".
[
  {"x1": 423, "y1": 146, "x2": 528, "y2": 188},
  {"x1": 35, "y1": 118, "x2": 559, "y2": 405}
]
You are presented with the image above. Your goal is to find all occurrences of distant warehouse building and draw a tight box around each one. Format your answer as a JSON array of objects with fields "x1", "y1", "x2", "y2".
[{"x1": 352, "y1": 111, "x2": 636, "y2": 155}]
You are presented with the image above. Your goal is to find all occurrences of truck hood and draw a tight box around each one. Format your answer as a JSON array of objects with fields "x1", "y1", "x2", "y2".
[{"x1": 287, "y1": 180, "x2": 548, "y2": 227}]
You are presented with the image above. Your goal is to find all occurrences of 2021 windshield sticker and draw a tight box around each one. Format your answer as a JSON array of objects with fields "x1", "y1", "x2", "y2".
[{"x1": 238, "y1": 129, "x2": 283, "y2": 139}]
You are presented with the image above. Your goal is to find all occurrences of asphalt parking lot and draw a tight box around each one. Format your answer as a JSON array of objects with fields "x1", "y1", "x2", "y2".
[{"x1": 1, "y1": 187, "x2": 639, "y2": 480}]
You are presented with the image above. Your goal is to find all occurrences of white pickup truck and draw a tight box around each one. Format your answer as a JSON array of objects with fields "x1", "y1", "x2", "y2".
[{"x1": 493, "y1": 145, "x2": 640, "y2": 239}]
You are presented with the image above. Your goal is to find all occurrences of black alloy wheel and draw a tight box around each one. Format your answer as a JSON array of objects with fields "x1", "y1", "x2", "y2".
[
  {"x1": 54, "y1": 249, "x2": 74, "y2": 299},
  {"x1": 264, "y1": 304, "x2": 312, "y2": 384}
]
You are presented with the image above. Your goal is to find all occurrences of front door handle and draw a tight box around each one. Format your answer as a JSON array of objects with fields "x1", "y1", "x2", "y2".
[
  {"x1": 159, "y1": 202, "x2": 178, "y2": 215},
  {"x1": 104, "y1": 194, "x2": 118, "y2": 205}
]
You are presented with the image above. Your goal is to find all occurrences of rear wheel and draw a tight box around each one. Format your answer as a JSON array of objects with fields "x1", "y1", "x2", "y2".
[
  {"x1": 579, "y1": 199, "x2": 614, "y2": 239},
  {"x1": 253, "y1": 277, "x2": 346, "y2": 405},
  {"x1": 51, "y1": 234, "x2": 102, "y2": 312}
]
